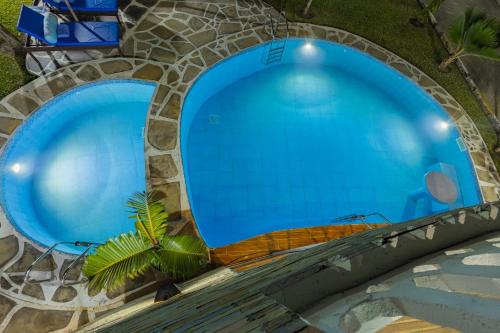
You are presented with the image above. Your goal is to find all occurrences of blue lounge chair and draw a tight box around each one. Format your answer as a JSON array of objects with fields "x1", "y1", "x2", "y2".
[
  {"x1": 42, "y1": 0, "x2": 118, "y2": 15},
  {"x1": 17, "y1": 5, "x2": 119, "y2": 51}
]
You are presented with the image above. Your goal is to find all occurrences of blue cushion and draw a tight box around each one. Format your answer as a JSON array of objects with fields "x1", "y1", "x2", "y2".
[
  {"x1": 57, "y1": 24, "x2": 70, "y2": 38},
  {"x1": 43, "y1": 12, "x2": 58, "y2": 44}
]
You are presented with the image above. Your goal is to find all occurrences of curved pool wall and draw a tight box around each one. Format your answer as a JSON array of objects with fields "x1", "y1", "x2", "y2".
[
  {"x1": 181, "y1": 38, "x2": 482, "y2": 248},
  {"x1": 0, "y1": 80, "x2": 156, "y2": 254}
]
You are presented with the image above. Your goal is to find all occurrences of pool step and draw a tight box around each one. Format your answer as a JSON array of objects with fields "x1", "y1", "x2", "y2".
[{"x1": 266, "y1": 45, "x2": 285, "y2": 64}]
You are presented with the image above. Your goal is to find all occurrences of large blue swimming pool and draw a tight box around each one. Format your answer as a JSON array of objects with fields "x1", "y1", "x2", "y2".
[
  {"x1": 181, "y1": 39, "x2": 482, "y2": 248},
  {"x1": 0, "y1": 80, "x2": 156, "y2": 253}
]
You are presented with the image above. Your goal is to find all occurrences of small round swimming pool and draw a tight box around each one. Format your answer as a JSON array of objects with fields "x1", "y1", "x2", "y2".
[
  {"x1": 0, "y1": 80, "x2": 156, "y2": 253},
  {"x1": 181, "y1": 38, "x2": 482, "y2": 248}
]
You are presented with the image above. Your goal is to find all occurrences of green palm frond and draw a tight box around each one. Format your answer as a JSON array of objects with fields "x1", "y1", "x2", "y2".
[
  {"x1": 83, "y1": 233, "x2": 155, "y2": 291},
  {"x1": 446, "y1": 7, "x2": 500, "y2": 64},
  {"x1": 468, "y1": 47, "x2": 500, "y2": 60},
  {"x1": 153, "y1": 236, "x2": 208, "y2": 280},
  {"x1": 127, "y1": 191, "x2": 168, "y2": 243},
  {"x1": 449, "y1": 18, "x2": 465, "y2": 46},
  {"x1": 466, "y1": 21, "x2": 498, "y2": 50}
]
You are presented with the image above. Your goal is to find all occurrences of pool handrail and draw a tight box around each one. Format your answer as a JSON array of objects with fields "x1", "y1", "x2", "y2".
[
  {"x1": 24, "y1": 241, "x2": 101, "y2": 284},
  {"x1": 333, "y1": 212, "x2": 393, "y2": 229}
]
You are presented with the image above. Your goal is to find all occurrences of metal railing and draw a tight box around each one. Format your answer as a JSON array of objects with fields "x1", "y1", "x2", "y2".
[
  {"x1": 24, "y1": 241, "x2": 101, "y2": 285},
  {"x1": 333, "y1": 212, "x2": 393, "y2": 229},
  {"x1": 228, "y1": 203, "x2": 497, "y2": 270},
  {"x1": 267, "y1": 11, "x2": 289, "y2": 39}
]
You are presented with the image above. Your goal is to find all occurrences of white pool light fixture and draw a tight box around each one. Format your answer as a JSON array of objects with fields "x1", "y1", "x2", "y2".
[
  {"x1": 10, "y1": 163, "x2": 21, "y2": 174},
  {"x1": 300, "y1": 40, "x2": 317, "y2": 57},
  {"x1": 438, "y1": 119, "x2": 450, "y2": 131}
]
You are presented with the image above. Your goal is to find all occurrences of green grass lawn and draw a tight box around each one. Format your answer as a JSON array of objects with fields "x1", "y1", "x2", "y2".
[
  {"x1": 269, "y1": 0, "x2": 500, "y2": 168},
  {"x1": 0, "y1": 53, "x2": 31, "y2": 99},
  {"x1": 0, "y1": 0, "x2": 31, "y2": 36},
  {"x1": 0, "y1": 0, "x2": 33, "y2": 100}
]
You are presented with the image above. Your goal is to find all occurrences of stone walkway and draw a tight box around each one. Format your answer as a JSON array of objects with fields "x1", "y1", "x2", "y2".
[
  {"x1": 1, "y1": 0, "x2": 500, "y2": 332},
  {"x1": 433, "y1": 0, "x2": 500, "y2": 117},
  {"x1": 305, "y1": 230, "x2": 500, "y2": 332}
]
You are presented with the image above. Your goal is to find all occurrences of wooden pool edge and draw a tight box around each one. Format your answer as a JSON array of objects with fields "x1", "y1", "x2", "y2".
[{"x1": 209, "y1": 224, "x2": 387, "y2": 267}]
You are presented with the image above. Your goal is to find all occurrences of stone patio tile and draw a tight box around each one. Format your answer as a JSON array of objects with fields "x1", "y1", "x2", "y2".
[
  {"x1": 0, "y1": 295, "x2": 16, "y2": 323},
  {"x1": 201, "y1": 47, "x2": 222, "y2": 66},
  {"x1": 182, "y1": 65, "x2": 202, "y2": 83},
  {"x1": 149, "y1": 154, "x2": 178, "y2": 179},
  {"x1": 165, "y1": 19, "x2": 189, "y2": 32},
  {"x1": 99, "y1": 60, "x2": 133, "y2": 74},
  {"x1": 133, "y1": 64, "x2": 164, "y2": 81},
  {"x1": 167, "y1": 70, "x2": 180, "y2": 84},
  {"x1": 155, "y1": 0, "x2": 174, "y2": 10},
  {"x1": 159, "y1": 93, "x2": 181, "y2": 119},
  {"x1": 175, "y1": 2, "x2": 207, "y2": 16},
  {"x1": 218, "y1": 22, "x2": 242, "y2": 34},
  {"x1": 124, "y1": 5, "x2": 148, "y2": 23},
  {"x1": 150, "y1": 48, "x2": 177, "y2": 63},
  {"x1": 0, "y1": 278, "x2": 12, "y2": 290},
  {"x1": 7, "y1": 94, "x2": 39, "y2": 116},
  {"x1": 171, "y1": 40, "x2": 195, "y2": 55},
  {"x1": 0, "y1": 236, "x2": 19, "y2": 268},
  {"x1": 147, "y1": 119, "x2": 177, "y2": 150},
  {"x1": 136, "y1": 0, "x2": 156, "y2": 7},
  {"x1": 33, "y1": 75, "x2": 76, "y2": 101},
  {"x1": 135, "y1": 15, "x2": 162, "y2": 32},
  {"x1": 52, "y1": 286, "x2": 78, "y2": 302},
  {"x1": 22, "y1": 284, "x2": 45, "y2": 300},
  {"x1": 188, "y1": 17, "x2": 206, "y2": 30},
  {"x1": 0, "y1": 116, "x2": 21, "y2": 135},
  {"x1": 235, "y1": 36, "x2": 260, "y2": 49},
  {"x1": 6, "y1": 243, "x2": 55, "y2": 273},
  {"x1": 188, "y1": 30, "x2": 217, "y2": 47},
  {"x1": 76, "y1": 65, "x2": 101, "y2": 82},
  {"x1": 4, "y1": 308, "x2": 73, "y2": 333},
  {"x1": 154, "y1": 182, "x2": 181, "y2": 220},
  {"x1": 154, "y1": 85, "x2": 171, "y2": 104},
  {"x1": 366, "y1": 45, "x2": 390, "y2": 62},
  {"x1": 151, "y1": 26, "x2": 175, "y2": 40}
]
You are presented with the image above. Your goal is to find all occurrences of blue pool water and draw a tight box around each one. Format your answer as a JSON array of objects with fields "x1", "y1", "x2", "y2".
[
  {"x1": 0, "y1": 80, "x2": 156, "y2": 253},
  {"x1": 181, "y1": 39, "x2": 482, "y2": 248}
]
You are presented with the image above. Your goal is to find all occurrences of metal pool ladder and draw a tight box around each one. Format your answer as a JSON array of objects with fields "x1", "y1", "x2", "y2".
[
  {"x1": 333, "y1": 212, "x2": 393, "y2": 229},
  {"x1": 24, "y1": 241, "x2": 100, "y2": 286},
  {"x1": 265, "y1": 5, "x2": 289, "y2": 65}
]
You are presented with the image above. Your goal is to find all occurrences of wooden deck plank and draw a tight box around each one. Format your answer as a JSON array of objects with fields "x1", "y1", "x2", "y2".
[{"x1": 210, "y1": 224, "x2": 386, "y2": 266}]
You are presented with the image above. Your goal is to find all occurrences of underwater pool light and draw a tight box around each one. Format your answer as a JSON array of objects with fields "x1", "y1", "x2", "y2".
[{"x1": 10, "y1": 163, "x2": 21, "y2": 174}]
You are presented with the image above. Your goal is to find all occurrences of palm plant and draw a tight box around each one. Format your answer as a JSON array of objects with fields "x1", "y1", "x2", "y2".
[
  {"x1": 439, "y1": 8, "x2": 500, "y2": 71},
  {"x1": 83, "y1": 191, "x2": 208, "y2": 292}
]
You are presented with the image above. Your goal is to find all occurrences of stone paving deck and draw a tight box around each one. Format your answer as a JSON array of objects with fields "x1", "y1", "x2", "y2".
[{"x1": 1, "y1": 0, "x2": 500, "y2": 332}]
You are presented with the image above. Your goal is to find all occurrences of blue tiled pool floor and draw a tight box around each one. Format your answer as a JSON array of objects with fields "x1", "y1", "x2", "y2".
[{"x1": 182, "y1": 40, "x2": 481, "y2": 248}]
